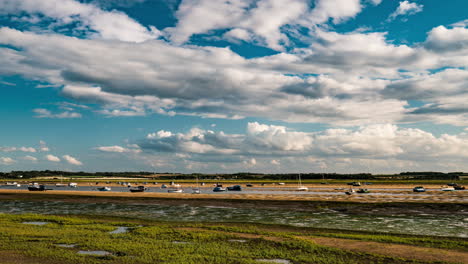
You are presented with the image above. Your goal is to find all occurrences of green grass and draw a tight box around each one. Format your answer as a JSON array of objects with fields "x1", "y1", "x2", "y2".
[{"x1": 0, "y1": 213, "x2": 451, "y2": 264}]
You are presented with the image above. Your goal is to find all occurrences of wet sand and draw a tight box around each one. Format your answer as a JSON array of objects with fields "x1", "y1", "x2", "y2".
[{"x1": 0, "y1": 187, "x2": 466, "y2": 204}]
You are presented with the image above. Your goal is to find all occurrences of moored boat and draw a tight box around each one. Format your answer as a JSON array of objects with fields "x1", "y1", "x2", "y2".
[
  {"x1": 356, "y1": 188, "x2": 370, "y2": 193},
  {"x1": 129, "y1": 186, "x2": 147, "y2": 192},
  {"x1": 28, "y1": 184, "x2": 46, "y2": 191},
  {"x1": 441, "y1": 186, "x2": 455, "y2": 191},
  {"x1": 227, "y1": 185, "x2": 242, "y2": 191},
  {"x1": 345, "y1": 188, "x2": 355, "y2": 195},
  {"x1": 168, "y1": 188, "x2": 183, "y2": 193},
  {"x1": 413, "y1": 186, "x2": 426, "y2": 192},
  {"x1": 68, "y1": 183, "x2": 78, "y2": 188},
  {"x1": 98, "y1": 186, "x2": 111, "y2": 191},
  {"x1": 213, "y1": 186, "x2": 226, "y2": 192}
]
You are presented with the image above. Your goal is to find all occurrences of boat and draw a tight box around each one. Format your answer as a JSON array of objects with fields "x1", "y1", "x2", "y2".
[
  {"x1": 168, "y1": 188, "x2": 183, "y2": 193},
  {"x1": 278, "y1": 182, "x2": 285, "y2": 185},
  {"x1": 345, "y1": 188, "x2": 355, "y2": 195},
  {"x1": 129, "y1": 186, "x2": 147, "y2": 192},
  {"x1": 213, "y1": 186, "x2": 226, "y2": 192},
  {"x1": 5, "y1": 182, "x2": 18, "y2": 186},
  {"x1": 161, "y1": 184, "x2": 167, "y2": 188},
  {"x1": 192, "y1": 176, "x2": 201, "y2": 194},
  {"x1": 246, "y1": 184, "x2": 253, "y2": 187},
  {"x1": 15, "y1": 183, "x2": 21, "y2": 187},
  {"x1": 356, "y1": 188, "x2": 370, "y2": 193},
  {"x1": 413, "y1": 186, "x2": 426, "y2": 192},
  {"x1": 352, "y1": 182, "x2": 361, "y2": 186},
  {"x1": 28, "y1": 184, "x2": 46, "y2": 191},
  {"x1": 227, "y1": 185, "x2": 242, "y2": 191},
  {"x1": 296, "y1": 174, "x2": 308, "y2": 191},
  {"x1": 68, "y1": 183, "x2": 78, "y2": 188},
  {"x1": 441, "y1": 186, "x2": 455, "y2": 191},
  {"x1": 98, "y1": 186, "x2": 111, "y2": 191}
]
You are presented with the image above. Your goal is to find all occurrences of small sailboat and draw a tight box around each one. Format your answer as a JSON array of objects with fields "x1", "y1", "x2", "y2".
[
  {"x1": 168, "y1": 188, "x2": 183, "y2": 193},
  {"x1": 296, "y1": 174, "x2": 308, "y2": 191},
  {"x1": 28, "y1": 184, "x2": 46, "y2": 191},
  {"x1": 441, "y1": 186, "x2": 455, "y2": 191},
  {"x1": 227, "y1": 185, "x2": 242, "y2": 191},
  {"x1": 213, "y1": 186, "x2": 226, "y2": 192},
  {"x1": 192, "y1": 176, "x2": 201, "y2": 194},
  {"x1": 129, "y1": 186, "x2": 147, "y2": 192}
]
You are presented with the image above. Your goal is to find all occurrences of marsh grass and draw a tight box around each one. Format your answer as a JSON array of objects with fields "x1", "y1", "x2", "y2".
[{"x1": 0, "y1": 213, "x2": 456, "y2": 264}]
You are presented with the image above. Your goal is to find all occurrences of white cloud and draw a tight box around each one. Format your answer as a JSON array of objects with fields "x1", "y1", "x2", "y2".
[
  {"x1": 0, "y1": 0, "x2": 160, "y2": 42},
  {"x1": 0, "y1": 157, "x2": 16, "y2": 165},
  {"x1": 307, "y1": 0, "x2": 362, "y2": 25},
  {"x1": 33, "y1": 108, "x2": 82, "y2": 119},
  {"x1": 39, "y1": 140, "x2": 50, "y2": 152},
  {"x1": 21, "y1": 155, "x2": 38, "y2": 162},
  {"x1": 388, "y1": 1, "x2": 423, "y2": 21},
  {"x1": 0, "y1": 146, "x2": 36, "y2": 152},
  {"x1": 62, "y1": 155, "x2": 82, "y2": 165},
  {"x1": 45, "y1": 154, "x2": 60, "y2": 162},
  {"x1": 95, "y1": 145, "x2": 141, "y2": 153}
]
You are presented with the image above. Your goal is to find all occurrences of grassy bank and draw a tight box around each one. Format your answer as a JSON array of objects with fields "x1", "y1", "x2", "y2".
[{"x1": 1, "y1": 213, "x2": 466, "y2": 264}]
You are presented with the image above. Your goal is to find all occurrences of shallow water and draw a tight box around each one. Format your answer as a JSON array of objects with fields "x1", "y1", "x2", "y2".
[
  {"x1": 256, "y1": 259, "x2": 291, "y2": 264},
  {"x1": 109, "y1": 226, "x2": 129, "y2": 234},
  {"x1": 2, "y1": 200, "x2": 467, "y2": 237},
  {"x1": 77, "y1": 250, "x2": 111, "y2": 256},
  {"x1": 22, "y1": 221, "x2": 48, "y2": 225}
]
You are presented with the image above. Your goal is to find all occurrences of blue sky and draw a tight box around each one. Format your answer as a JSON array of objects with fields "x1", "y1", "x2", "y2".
[{"x1": 0, "y1": 0, "x2": 468, "y2": 173}]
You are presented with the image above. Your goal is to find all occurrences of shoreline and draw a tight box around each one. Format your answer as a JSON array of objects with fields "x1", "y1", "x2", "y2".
[{"x1": 1, "y1": 190, "x2": 467, "y2": 217}]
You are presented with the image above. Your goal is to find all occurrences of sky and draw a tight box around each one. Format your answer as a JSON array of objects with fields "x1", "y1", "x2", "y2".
[{"x1": 0, "y1": 0, "x2": 468, "y2": 174}]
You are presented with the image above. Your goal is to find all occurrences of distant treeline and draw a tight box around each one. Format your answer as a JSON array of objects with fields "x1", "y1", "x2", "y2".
[
  {"x1": 0, "y1": 170, "x2": 154, "y2": 179},
  {"x1": 0, "y1": 170, "x2": 465, "y2": 180}
]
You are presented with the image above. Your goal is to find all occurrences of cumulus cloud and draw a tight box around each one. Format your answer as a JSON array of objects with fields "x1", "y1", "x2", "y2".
[
  {"x1": 21, "y1": 155, "x2": 38, "y2": 162},
  {"x1": 33, "y1": 108, "x2": 82, "y2": 119},
  {"x1": 95, "y1": 145, "x2": 141, "y2": 153},
  {"x1": 169, "y1": 0, "x2": 363, "y2": 50},
  {"x1": 0, "y1": 157, "x2": 16, "y2": 165},
  {"x1": 137, "y1": 123, "x2": 468, "y2": 171},
  {"x1": 62, "y1": 155, "x2": 82, "y2": 165},
  {"x1": 45, "y1": 154, "x2": 60, "y2": 162},
  {"x1": 0, "y1": 0, "x2": 160, "y2": 42},
  {"x1": 39, "y1": 140, "x2": 50, "y2": 152},
  {"x1": 388, "y1": 1, "x2": 423, "y2": 21},
  {"x1": 0, "y1": 146, "x2": 36, "y2": 152}
]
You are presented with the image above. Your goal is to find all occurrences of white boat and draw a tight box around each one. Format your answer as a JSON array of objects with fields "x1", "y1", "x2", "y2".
[
  {"x1": 441, "y1": 186, "x2": 455, "y2": 191},
  {"x1": 16, "y1": 183, "x2": 21, "y2": 187},
  {"x1": 168, "y1": 188, "x2": 183, "y2": 193},
  {"x1": 192, "y1": 176, "x2": 201, "y2": 194},
  {"x1": 5, "y1": 182, "x2": 18, "y2": 186},
  {"x1": 296, "y1": 174, "x2": 308, "y2": 191},
  {"x1": 98, "y1": 186, "x2": 111, "y2": 191},
  {"x1": 161, "y1": 184, "x2": 167, "y2": 188},
  {"x1": 68, "y1": 183, "x2": 78, "y2": 188}
]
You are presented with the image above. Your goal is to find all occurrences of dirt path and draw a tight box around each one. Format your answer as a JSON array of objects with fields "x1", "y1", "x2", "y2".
[{"x1": 177, "y1": 227, "x2": 467, "y2": 263}]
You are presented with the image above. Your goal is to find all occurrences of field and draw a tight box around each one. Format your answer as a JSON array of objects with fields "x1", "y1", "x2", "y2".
[{"x1": 1, "y1": 213, "x2": 467, "y2": 264}]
